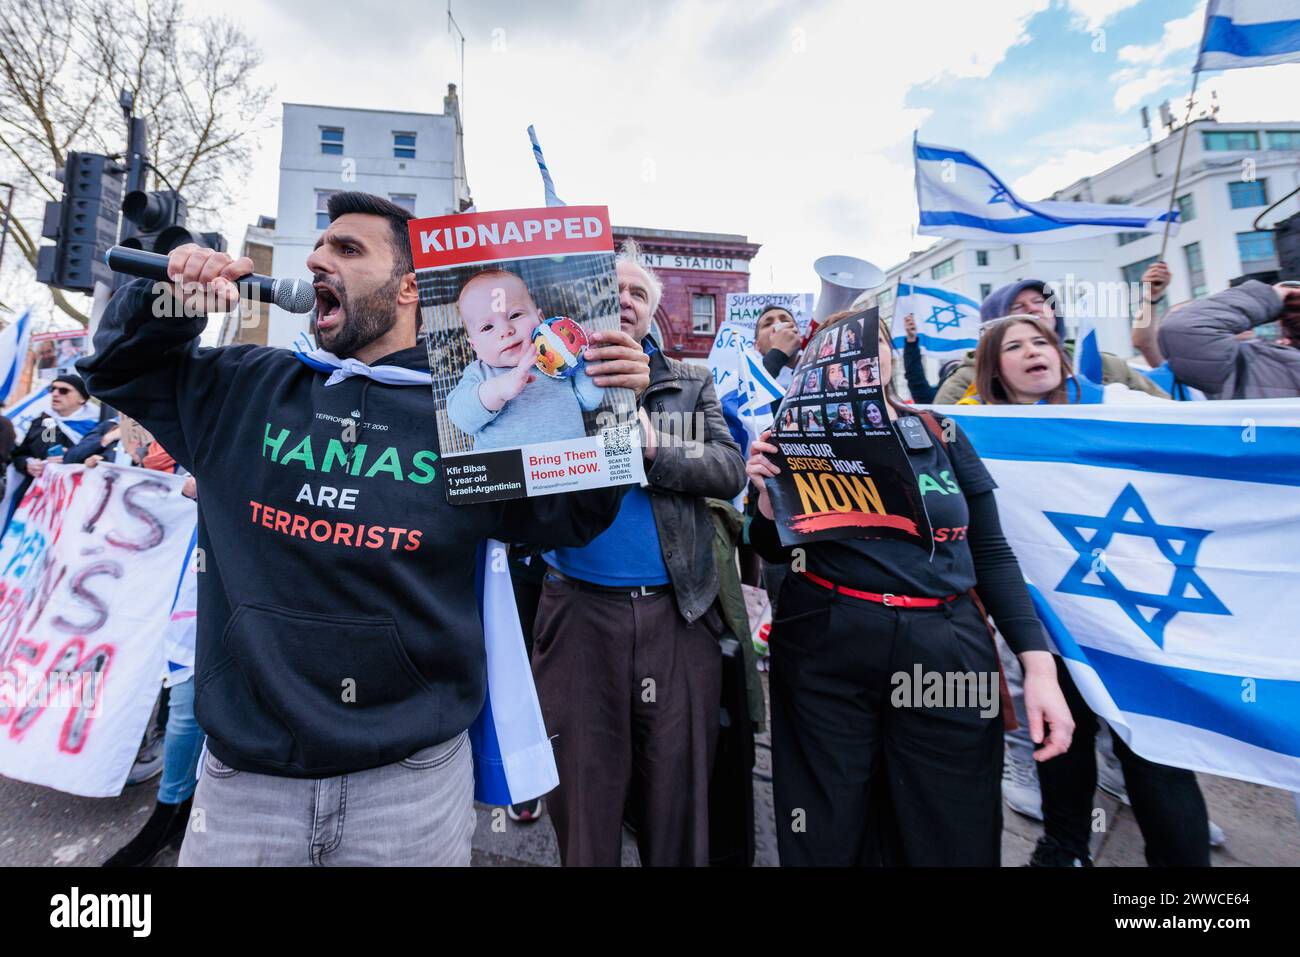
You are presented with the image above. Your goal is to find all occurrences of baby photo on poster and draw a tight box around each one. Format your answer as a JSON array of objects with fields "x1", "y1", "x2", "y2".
[{"x1": 410, "y1": 206, "x2": 644, "y2": 504}]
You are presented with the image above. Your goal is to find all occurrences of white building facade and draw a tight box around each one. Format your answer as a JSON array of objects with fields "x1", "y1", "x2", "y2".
[
  {"x1": 878, "y1": 119, "x2": 1300, "y2": 360},
  {"x1": 267, "y1": 85, "x2": 472, "y2": 347}
]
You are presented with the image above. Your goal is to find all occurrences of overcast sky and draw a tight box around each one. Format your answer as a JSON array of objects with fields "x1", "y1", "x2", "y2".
[{"x1": 14, "y1": 0, "x2": 1300, "y2": 326}]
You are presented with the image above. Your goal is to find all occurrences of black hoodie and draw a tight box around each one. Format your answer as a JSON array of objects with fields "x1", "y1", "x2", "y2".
[{"x1": 79, "y1": 279, "x2": 626, "y2": 778}]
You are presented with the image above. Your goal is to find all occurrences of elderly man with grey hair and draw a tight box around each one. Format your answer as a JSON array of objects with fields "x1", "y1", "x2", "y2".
[{"x1": 529, "y1": 242, "x2": 747, "y2": 866}]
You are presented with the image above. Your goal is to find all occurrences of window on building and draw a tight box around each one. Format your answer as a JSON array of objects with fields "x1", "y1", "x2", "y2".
[
  {"x1": 1121, "y1": 255, "x2": 1159, "y2": 288},
  {"x1": 1266, "y1": 130, "x2": 1300, "y2": 150},
  {"x1": 1183, "y1": 242, "x2": 1207, "y2": 298},
  {"x1": 1013, "y1": 244, "x2": 1021, "y2": 261},
  {"x1": 1176, "y1": 193, "x2": 1196, "y2": 223},
  {"x1": 1236, "y1": 230, "x2": 1278, "y2": 271},
  {"x1": 320, "y1": 127, "x2": 344, "y2": 155},
  {"x1": 389, "y1": 193, "x2": 416, "y2": 213},
  {"x1": 975, "y1": 250, "x2": 989, "y2": 267},
  {"x1": 877, "y1": 288, "x2": 895, "y2": 309},
  {"x1": 691, "y1": 294, "x2": 716, "y2": 335},
  {"x1": 393, "y1": 132, "x2": 416, "y2": 159},
  {"x1": 930, "y1": 257, "x2": 954, "y2": 280},
  {"x1": 1116, "y1": 231, "x2": 1146, "y2": 246},
  {"x1": 1203, "y1": 130, "x2": 1258, "y2": 151},
  {"x1": 1228, "y1": 179, "x2": 1268, "y2": 209},
  {"x1": 979, "y1": 283, "x2": 993, "y2": 300},
  {"x1": 315, "y1": 189, "x2": 339, "y2": 230}
]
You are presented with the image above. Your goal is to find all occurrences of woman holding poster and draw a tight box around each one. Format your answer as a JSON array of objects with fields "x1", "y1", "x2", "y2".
[{"x1": 743, "y1": 312, "x2": 1073, "y2": 867}]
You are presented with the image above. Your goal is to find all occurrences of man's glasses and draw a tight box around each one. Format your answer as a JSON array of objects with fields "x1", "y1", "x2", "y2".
[{"x1": 50, "y1": 386, "x2": 75, "y2": 395}]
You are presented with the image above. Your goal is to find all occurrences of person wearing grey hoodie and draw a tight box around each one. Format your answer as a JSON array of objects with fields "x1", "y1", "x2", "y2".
[
  {"x1": 1157, "y1": 280, "x2": 1300, "y2": 399},
  {"x1": 932, "y1": 279, "x2": 1169, "y2": 404}
]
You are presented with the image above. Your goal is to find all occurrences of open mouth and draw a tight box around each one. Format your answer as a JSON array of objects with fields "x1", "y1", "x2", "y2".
[
  {"x1": 314, "y1": 283, "x2": 343, "y2": 330},
  {"x1": 1024, "y1": 361, "x2": 1050, "y2": 375}
]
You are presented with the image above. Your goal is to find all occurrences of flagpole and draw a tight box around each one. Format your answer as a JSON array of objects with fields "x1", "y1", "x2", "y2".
[{"x1": 1158, "y1": 72, "x2": 1201, "y2": 263}]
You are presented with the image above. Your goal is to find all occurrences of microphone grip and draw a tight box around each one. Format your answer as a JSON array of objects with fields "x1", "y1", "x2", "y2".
[{"x1": 104, "y1": 245, "x2": 271, "y2": 299}]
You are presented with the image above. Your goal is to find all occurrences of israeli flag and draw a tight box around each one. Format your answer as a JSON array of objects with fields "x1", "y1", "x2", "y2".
[
  {"x1": 469, "y1": 539, "x2": 559, "y2": 806},
  {"x1": 527, "y1": 125, "x2": 566, "y2": 208},
  {"x1": 914, "y1": 137, "x2": 1178, "y2": 244},
  {"x1": 1073, "y1": 312, "x2": 1104, "y2": 386},
  {"x1": 1196, "y1": 0, "x2": 1300, "y2": 71},
  {"x1": 707, "y1": 324, "x2": 779, "y2": 459},
  {"x1": 940, "y1": 399, "x2": 1300, "y2": 791},
  {"x1": 890, "y1": 283, "x2": 981, "y2": 359},
  {"x1": 0, "y1": 311, "x2": 31, "y2": 403}
]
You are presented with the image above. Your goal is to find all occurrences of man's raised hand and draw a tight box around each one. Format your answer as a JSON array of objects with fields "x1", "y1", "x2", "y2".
[{"x1": 165, "y1": 243, "x2": 254, "y2": 317}]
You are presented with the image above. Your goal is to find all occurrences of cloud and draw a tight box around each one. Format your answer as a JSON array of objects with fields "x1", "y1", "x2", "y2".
[
  {"x1": 1009, "y1": 142, "x2": 1144, "y2": 200},
  {"x1": 212, "y1": 0, "x2": 1054, "y2": 295},
  {"x1": 1064, "y1": 0, "x2": 1145, "y2": 33},
  {"x1": 1107, "y1": 3, "x2": 1204, "y2": 110},
  {"x1": 1116, "y1": 5, "x2": 1205, "y2": 64},
  {"x1": 1112, "y1": 64, "x2": 1186, "y2": 110}
]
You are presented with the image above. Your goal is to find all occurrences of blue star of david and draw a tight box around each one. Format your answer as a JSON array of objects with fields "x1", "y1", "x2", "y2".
[
  {"x1": 987, "y1": 183, "x2": 1013, "y2": 205},
  {"x1": 1044, "y1": 483, "x2": 1229, "y2": 647},
  {"x1": 926, "y1": 304, "x2": 962, "y2": 333}
]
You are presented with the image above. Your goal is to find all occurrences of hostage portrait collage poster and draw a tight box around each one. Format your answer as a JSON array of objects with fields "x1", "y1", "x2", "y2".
[
  {"x1": 408, "y1": 206, "x2": 645, "y2": 505},
  {"x1": 767, "y1": 307, "x2": 933, "y2": 550}
]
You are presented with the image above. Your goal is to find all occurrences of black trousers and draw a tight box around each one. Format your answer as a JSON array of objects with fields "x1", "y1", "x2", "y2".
[
  {"x1": 770, "y1": 574, "x2": 1005, "y2": 866},
  {"x1": 532, "y1": 577, "x2": 721, "y2": 866},
  {"x1": 1038, "y1": 657, "x2": 1210, "y2": 866}
]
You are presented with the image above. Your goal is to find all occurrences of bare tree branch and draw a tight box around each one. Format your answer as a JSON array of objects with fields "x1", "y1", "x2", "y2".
[{"x1": 0, "y1": 0, "x2": 271, "y2": 326}]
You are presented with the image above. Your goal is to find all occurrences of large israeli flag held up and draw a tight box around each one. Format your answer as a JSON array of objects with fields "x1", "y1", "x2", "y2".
[
  {"x1": 889, "y1": 282, "x2": 981, "y2": 359},
  {"x1": 914, "y1": 137, "x2": 1178, "y2": 244},
  {"x1": 1196, "y1": 0, "x2": 1300, "y2": 71},
  {"x1": 940, "y1": 399, "x2": 1300, "y2": 791}
]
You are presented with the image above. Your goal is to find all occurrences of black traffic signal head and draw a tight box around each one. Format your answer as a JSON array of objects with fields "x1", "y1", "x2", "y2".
[
  {"x1": 120, "y1": 189, "x2": 225, "y2": 255},
  {"x1": 35, "y1": 151, "x2": 122, "y2": 293},
  {"x1": 120, "y1": 189, "x2": 187, "y2": 253}
]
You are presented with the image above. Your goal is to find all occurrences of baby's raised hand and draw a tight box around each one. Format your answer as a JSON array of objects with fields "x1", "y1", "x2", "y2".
[{"x1": 479, "y1": 342, "x2": 537, "y2": 412}]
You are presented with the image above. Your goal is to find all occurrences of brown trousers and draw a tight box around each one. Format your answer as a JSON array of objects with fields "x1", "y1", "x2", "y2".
[{"x1": 531, "y1": 576, "x2": 721, "y2": 866}]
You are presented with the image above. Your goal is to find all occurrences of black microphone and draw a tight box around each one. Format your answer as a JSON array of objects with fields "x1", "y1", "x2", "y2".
[{"x1": 105, "y1": 245, "x2": 316, "y2": 314}]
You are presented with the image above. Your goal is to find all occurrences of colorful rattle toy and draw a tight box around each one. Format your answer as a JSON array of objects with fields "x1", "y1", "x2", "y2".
[{"x1": 531, "y1": 316, "x2": 589, "y2": 379}]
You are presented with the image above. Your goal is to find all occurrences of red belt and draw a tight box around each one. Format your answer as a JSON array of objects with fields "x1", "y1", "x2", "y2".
[{"x1": 800, "y1": 571, "x2": 957, "y2": 609}]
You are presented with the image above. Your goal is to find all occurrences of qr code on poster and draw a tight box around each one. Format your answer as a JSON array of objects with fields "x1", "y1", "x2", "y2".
[{"x1": 602, "y1": 425, "x2": 633, "y2": 458}]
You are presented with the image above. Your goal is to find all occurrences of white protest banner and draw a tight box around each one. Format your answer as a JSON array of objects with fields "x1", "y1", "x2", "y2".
[
  {"x1": 723, "y1": 293, "x2": 814, "y2": 337},
  {"x1": 0, "y1": 463, "x2": 197, "y2": 797}
]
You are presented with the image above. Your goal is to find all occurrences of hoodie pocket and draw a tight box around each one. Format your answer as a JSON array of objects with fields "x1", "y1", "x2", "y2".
[{"x1": 200, "y1": 602, "x2": 441, "y2": 774}]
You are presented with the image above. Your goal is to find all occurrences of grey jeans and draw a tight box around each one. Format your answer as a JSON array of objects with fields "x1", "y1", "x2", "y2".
[{"x1": 178, "y1": 731, "x2": 474, "y2": 866}]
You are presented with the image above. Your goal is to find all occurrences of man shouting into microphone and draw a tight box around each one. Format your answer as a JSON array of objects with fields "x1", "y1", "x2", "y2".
[{"x1": 79, "y1": 192, "x2": 650, "y2": 866}]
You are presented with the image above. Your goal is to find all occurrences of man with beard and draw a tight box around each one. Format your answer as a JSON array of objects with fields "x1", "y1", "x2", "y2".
[{"x1": 78, "y1": 192, "x2": 650, "y2": 866}]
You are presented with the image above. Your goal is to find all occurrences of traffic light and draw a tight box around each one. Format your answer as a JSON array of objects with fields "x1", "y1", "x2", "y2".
[
  {"x1": 36, "y1": 151, "x2": 122, "y2": 293},
  {"x1": 120, "y1": 189, "x2": 226, "y2": 255}
]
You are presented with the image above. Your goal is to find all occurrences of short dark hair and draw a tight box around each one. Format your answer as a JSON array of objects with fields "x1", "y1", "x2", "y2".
[{"x1": 326, "y1": 191, "x2": 413, "y2": 275}]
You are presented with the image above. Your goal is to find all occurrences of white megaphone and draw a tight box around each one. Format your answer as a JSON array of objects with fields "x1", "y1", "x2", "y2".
[{"x1": 812, "y1": 254, "x2": 886, "y2": 326}]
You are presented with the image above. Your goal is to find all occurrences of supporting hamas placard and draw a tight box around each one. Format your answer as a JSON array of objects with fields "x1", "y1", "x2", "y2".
[
  {"x1": 409, "y1": 206, "x2": 645, "y2": 504},
  {"x1": 766, "y1": 307, "x2": 933, "y2": 550}
]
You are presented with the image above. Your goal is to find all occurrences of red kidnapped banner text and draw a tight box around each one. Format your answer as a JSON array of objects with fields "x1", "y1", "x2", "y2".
[{"x1": 409, "y1": 206, "x2": 612, "y2": 269}]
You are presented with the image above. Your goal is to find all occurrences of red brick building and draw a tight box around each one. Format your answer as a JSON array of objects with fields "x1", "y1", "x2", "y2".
[{"x1": 612, "y1": 225, "x2": 761, "y2": 361}]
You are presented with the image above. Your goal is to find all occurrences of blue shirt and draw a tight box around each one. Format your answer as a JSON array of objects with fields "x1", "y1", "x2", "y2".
[
  {"x1": 544, "y1": 484, "x2": 669, "y2": 586},
  {"x1": 544, "y1": 336, "x2": 669, "y2": 587}
]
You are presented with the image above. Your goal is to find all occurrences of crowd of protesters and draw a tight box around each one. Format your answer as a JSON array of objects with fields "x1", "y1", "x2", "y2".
[{"x1": 2, "y1": 187, "x2": 1296, "y2": 868}]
